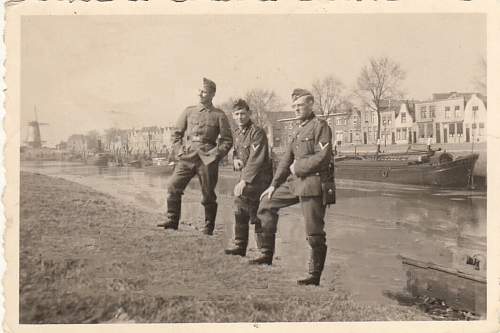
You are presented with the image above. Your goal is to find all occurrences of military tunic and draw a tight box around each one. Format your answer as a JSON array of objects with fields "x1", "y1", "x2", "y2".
[
  {"x1": 166, "y1": 103, "x2": 233, "y2": 232},
  {"x1": 232, "y1": 121, "x2": 273, "y2": 224},
  {"x1": 257, "y1": 114, "x2": 333, "y2": 240}
]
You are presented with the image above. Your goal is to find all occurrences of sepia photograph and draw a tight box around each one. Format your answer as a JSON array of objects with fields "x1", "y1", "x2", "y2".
[{"x1": 6, "y1": 7, "x2": 494, "y2": 328}]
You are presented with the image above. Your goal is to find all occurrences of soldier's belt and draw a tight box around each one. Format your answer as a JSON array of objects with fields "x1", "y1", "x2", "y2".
[{"x1": 189, "y1": 136, "x2": 215, "y2": 145}]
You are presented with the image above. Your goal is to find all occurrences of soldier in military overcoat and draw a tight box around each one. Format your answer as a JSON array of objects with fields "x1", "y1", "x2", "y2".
[
  {"x1": 157, "y1": 78, "x2": 233, "y2": 235},
  {"x1": 224, "y1": 99, "x2": 273, "y2": 256},
  {"x1": 251, "y1": 88, "x2": 334, "y2": 286}
]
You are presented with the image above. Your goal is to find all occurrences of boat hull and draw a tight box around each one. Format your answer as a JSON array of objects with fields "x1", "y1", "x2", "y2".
[
  {"x1": 400, "y1": 255, "x2": 486, "y2": 315},
  {"x1": 87, "y1": 154, "x2": 110, "y2": 167},
  {"x1": 335, "y1": 154, "x2": 478, "y2": 187}
]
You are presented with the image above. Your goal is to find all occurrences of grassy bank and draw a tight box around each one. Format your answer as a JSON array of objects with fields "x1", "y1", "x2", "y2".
[{"x1": 20, "y1": 171, "x2": 430, "y2": 323}]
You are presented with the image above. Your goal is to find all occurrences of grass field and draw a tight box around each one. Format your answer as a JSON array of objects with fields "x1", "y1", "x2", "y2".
[{"x1": 20, "y1": 171, "x2": 431, "y2": 323}]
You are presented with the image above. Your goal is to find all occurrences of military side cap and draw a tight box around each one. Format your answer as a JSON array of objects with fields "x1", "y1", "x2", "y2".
[
  {"x1": 232, "y1": 98, "x2": 250, "y2": 111},
  {"x1": 203, "y1": 77, "x2": 216, "y2": 93},
  {"x1": 291, "y1": 88, "x2": 313, "y2": 102}
]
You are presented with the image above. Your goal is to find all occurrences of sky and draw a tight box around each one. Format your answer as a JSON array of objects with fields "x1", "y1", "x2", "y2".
[{"x1": 21, "y1": 14, "x2": 485, "y2": 147}]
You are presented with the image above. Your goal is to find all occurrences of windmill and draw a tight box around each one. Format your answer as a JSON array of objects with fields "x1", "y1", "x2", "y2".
[{"x1": 26, "y1": 106, "x2": 49, "y2": 149}]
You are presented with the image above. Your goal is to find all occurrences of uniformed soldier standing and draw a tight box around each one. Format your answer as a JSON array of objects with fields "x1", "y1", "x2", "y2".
[
  {"x1": 157, "y1": 78, "x2": 233, "y2": 235},
  {"x1": 224, "y1": 99, "x2": 273, "y2": 256},
  {"x1": 251, "y1": 88, "x2": 334, "y2": 286}
]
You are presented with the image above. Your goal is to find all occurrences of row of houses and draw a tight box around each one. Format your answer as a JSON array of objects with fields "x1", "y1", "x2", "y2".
[
  {"x1": 67, "y1": 127, "x2": 176, "y2": 156},
  {"x1": 333, "y1": 92, "x2": 487, "y2": 146}
]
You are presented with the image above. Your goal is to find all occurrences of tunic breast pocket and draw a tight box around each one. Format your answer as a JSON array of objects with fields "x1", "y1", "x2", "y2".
[
  {"x1": 188, "y1": 117, "x2": 200, "y2": 130},
  {"x1": 300, "y1": 137, "x2": 315, "y2": 155},
  {"x1": 205, "y1": 123, "x2": 218, "y2": 138}
]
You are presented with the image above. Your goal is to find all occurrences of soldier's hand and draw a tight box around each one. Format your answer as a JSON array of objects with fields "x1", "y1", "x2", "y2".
[
  {"x1": 233, "y1": 159, "x2": 244, "y2": 171},
  {"x1": 289, "y1": 160, "x2": 296, "y2": 175},
  {"x1": 234, "y1": 180, "x2": 246, "y2": 197},
  {"x1": 260, "y1": 186, "x2": 276, "y2": 201}
]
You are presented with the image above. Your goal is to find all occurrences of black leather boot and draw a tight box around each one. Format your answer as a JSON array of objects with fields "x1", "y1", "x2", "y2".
[
  {"x1": 255, "y1": 232, "x2": 263, "y2": 250},
  {"x1": 253, "y1": 219, "x2": 263, "y2": 250},
  {"x1": 298, "y1": 236, "x2": 327, "y2": 286},
  {"x1": 248, "y1": 233, "x2": 275, "y2": 265},
  {"x1": 224, "y1": 216, "x2": 249, "y2": 256},
  {"x1": 202, "y1": 203, "x2": 217, "y2": 235},
  {"x1": 157, "y1": 198, "x2": 181, "y2": 230}
]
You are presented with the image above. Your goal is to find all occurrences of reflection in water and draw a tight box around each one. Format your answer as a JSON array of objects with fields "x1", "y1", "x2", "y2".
[{"x1": 21, "y1": 161, "x2": 486, "y2": 306}]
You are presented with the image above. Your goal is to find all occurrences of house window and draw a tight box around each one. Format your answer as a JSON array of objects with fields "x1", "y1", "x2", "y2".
[
  {"x1": 396, "y1": 128, "x2": 401, "y2": 140},
  {"x1": 418, "y1": 124, "x2": 425, "y2": 138},
  {"x1": 472, "y1": 106, "x2": 479, "y2": 111},
  {"x1": 421, "y1": 110, "x2": 427, "y2": 119},
  {"x1": 429, "y1": 105, "x2": 436, "y2": 118},
  {"x1": 472, "y1": 123, "x2": 477, "y2": 129},
  {"x1": 479, "y1": 123, "x2": 485, "y2": 136},
  {"x1": 427, "y1": 123, "x2": 433, "y2": 138},
  {"x1": 372, "y1": 113, "x2": 377, "y2": 123},
  {"x1": 457, "y1": 122, "x2": 463, "y2": 135},
  {"x1": 401, "y1": 113, "x2": 406, "y2": 123},
  {"x1": 445, "y1": 110, "x2": 451, "y2": 119},
  {"x1": 449, "y1": 123, "x2": 455, "y2": 136},
  {"x1": 455, "y1": 109, "x2": 460, "y2": 118},
  {"x1": 445, "y1": 106, "x2": 450, "y2": 111},
  {"x1": 455, "y1": 105, "x2": 460, "y2": 111},
  {"x1": 402, "y1": 128, "x2": 407, "y2": 139}
]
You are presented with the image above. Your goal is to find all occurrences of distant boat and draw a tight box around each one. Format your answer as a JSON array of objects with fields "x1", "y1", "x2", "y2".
[
  {"x1": 127, "y1": 159, "x2": 142, "y2": 168},
  {"x1": 87, "y1": 153, "x2": 110, "y2": 167},
  {"x1": 334, "y1": 151, "x2": 478, "y2": 188},
  {"x1": 144, "y1": 157, "x2": 175, "y2": 175}
]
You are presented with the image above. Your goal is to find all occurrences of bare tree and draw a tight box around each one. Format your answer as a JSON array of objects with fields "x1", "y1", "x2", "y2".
[
  {"x1": 311, "y1": 75, "x2": 346, "y2": 115},
  {"x1": 85, "y1": 130, "x2": 101, "y2": 151},
  {"x1": 244, "y1": 89, "x2": 283, "y2": 127},
  {"x1": 217, "y1": 98, "x2": 238, "y2": 130},
  {"x1": 356, "y1": 57, "x2": 406, "y2": 145},
  {"x1": 473, "y1": 55, "x2": 486, "y2": 96}
]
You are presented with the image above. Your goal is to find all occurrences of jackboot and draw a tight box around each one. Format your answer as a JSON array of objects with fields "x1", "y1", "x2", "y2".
[
  {"x1": 248, "y1": 233, "x2": 275, "y2": 265},
  {"x1": 202, "y1": 203, "x2": 217, "y2": 235},
  {"x1": 253, "y1": 219, "x2": 263, "y2": 250},
  {"x1": 224, "y1": 213, "x2": 249, "y2": 256},
  {"x1": 157, "y1": 198, "x2": 181, "y2": 230},
  {"x1": 255, "y1": 232, "x2": 264, "y2": 250},
  {"x1": 297, "y1": 243, "x2": 327, "y2": 286}
]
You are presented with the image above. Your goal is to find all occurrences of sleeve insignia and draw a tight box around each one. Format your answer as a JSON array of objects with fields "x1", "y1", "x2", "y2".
[
  {"x1": 252, "y1": 144, "x2": 260, "y2": 151},
  {"x1": 319, "y1": 142, "x2": 329, "y2": 150}
]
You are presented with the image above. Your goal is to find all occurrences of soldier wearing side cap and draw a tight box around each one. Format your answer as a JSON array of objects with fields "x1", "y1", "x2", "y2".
[
  {"x1": 250, "y1": 88, "x2": 334, "y2": 287},
  {"x1": 224, "y1": 99, "x2": 273, "y2": 257},
  {"x1": 157, "y1": 78, "x2": 233, "y2": 235}
]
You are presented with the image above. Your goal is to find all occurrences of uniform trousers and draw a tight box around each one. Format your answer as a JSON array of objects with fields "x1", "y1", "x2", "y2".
[{"x1": 257, "y1": 182, "x2": 326, "y2": 243}]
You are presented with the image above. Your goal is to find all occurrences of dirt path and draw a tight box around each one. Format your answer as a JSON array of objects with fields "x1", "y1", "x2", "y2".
[{"x1": 20, "y1": 171, "x2": 430, "y2": 323}]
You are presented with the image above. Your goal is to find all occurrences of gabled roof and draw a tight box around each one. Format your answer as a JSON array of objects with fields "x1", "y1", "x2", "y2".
[
  {"x1": 378, "y1": 99, "x2": 402, "y2": 113},
  {"x1": 394, "y1": 100, "x2": 416, "y2": 121}
]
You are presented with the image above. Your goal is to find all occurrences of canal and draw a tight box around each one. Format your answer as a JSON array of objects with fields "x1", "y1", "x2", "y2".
[{"x1": 21, "y1": 161, "x2": 487, "y2": 307}]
